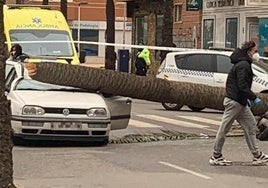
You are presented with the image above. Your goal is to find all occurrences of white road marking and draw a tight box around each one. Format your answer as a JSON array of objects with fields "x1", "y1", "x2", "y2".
[
  {"x1": 178, "y1": 115, "x2": 221, "y2": 126},
  {"x1": 159, "y1": 161, "x2": 212, "y2": 180},
  {"x1": 137, "y1": 114, "x2": 208, "y2": 129},
  {"x1": 129, "y1": 119, "x2": 162, "y2": 128}
]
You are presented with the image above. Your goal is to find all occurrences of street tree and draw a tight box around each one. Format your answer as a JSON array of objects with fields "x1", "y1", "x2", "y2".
[
  {"x1": 105, "y1": 0, "x2": 116, "y2": 70},
  {"x1": 60, "y1": 0, "x2": 67, "y2": 20},
  {"x1": 42, "y1": 0, "x2": 49, "y2": 5},
  {"x1": 0, "y1": 0, "x2": 16, "y2": 187},
  {"x1": 15, "y1": 0, "x2": 23, "y2": 4}
]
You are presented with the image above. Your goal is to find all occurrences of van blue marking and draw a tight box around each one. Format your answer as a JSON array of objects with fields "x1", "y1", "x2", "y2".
[
  {"x1": 253, "y1": 77, "x2": 268, "y2": 87},
  {"x1": 163, "y1": 68, "x2": 213, "y2": 77}
]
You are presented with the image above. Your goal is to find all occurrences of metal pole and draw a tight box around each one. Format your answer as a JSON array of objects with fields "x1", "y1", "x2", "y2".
[
  {"x1": 78, "y1": 4, "x2": 81, "y2": 52},
  {"x1": 123, "y1": 2, "x2": 126, "y2": 48}
]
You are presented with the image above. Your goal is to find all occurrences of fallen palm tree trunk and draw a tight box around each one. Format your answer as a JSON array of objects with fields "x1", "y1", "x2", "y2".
[{"x1": 27, "y1": 62, "x2": 268, "y2": 116}]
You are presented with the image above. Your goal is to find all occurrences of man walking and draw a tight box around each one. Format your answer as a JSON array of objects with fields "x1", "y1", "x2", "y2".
[{"x1": 209, "y1": 41, "x2": 268, "y2": 166}]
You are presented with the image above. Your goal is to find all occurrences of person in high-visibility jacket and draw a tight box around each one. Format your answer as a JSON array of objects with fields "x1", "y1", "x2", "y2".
[{"x1": 135, "y1": 48, "x2": 151, "y2": 76}]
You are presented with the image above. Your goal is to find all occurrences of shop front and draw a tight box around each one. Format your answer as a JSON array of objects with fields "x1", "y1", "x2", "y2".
[{"x1": 202, "y1": 0, "x2": 268, "y2": 56}]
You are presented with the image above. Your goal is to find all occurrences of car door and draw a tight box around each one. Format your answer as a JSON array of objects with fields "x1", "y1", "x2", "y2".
[
  {"x1": 214, "y1": 54, "x2": 233, "y2": 87},
  {"x1": 103, "y1": 95, "x2": 132, "y2": 130},
  {"x1": 175, "y1": 53, "x2": 215, "y2": 86},
  {"x1": 5, "y1": 64, "x2": 18, "y2": 92}
]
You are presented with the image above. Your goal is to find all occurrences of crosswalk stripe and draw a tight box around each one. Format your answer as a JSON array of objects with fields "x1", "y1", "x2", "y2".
[
  {"x1": 137, "y1": 114, "x2": 208, "y2": 129},
  {"x1": 177, "y1": 116, "x2": 221, "y2": 126},
  {"x1": 129, "y1": 119, "x2": 162, "y2": 128}
]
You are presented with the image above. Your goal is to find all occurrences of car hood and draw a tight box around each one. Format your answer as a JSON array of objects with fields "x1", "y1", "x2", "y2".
[{"x1": 9, "y1": 90, "x2": 107, "y2": 108}]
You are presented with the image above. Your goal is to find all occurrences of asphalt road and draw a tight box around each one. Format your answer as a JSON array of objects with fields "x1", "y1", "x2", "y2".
[
  {"x1": 13, "y1": 99, "x2": 268, "y2": 188},
  {"x1": 14, "y1": 138, "x2": 268, "y2": 188},
  {"x1": 110, "y1": 99, "x2": 243, "y2": 141}
]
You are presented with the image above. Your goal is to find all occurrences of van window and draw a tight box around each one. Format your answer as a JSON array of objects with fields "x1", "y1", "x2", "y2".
[
  {"x1": 216, "y1": 55, "x2": 232, "y2": 73},
  {"x1": 184, "y1": 54, "x2": 215, "y2": 72},
  {"x1": 174, "y1": 55, "x2": 186, "y2": 69},
  {"x1": 10, "y1": 30, "x2": 73, "y2": 57}
]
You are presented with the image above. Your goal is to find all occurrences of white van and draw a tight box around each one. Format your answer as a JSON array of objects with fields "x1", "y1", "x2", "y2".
[{"x1": 156, "y1": 50, "x2": 268, "y2": 111}]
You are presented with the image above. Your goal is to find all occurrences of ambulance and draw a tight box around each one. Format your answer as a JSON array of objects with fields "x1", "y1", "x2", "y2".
[{"x1": 3, "y1": 4, "x2": 85, "y2": 64}]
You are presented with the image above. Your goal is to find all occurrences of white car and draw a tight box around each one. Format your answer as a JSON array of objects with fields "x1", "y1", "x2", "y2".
[
  {"x1": 156, "y1": 50, "x2": 268, "y2": 111},
  {"x1": 5, "y1": 61, "x2": 132, "y2": 145}
]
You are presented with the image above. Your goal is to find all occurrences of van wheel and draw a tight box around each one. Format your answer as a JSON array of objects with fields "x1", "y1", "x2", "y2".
[
  {"x1": 161, "y1": 102, "x2": 183, "y2": 111},
  {"x1": 188, "y1": 106, "x2": 205, "y2": 112}
]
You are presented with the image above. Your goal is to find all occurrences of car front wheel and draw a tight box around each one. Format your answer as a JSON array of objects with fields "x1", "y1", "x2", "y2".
[
  {"x1": 188, "y1": 106, "x2": 205, "y2": 112},
  {"x1": 161, "y1": 102, "x2": 183, "y2": 111}
]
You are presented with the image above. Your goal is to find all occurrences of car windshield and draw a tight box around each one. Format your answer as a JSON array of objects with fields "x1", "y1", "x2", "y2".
[
  {"x1": 10, "y1": 29, "x2": 74, "y2": 57},
  {"x1": 15, "y1": 79, "x2": 84, "y2": 91},
  {"x1": 253, "y1": 60, "x2": 268, "y2": 74}
]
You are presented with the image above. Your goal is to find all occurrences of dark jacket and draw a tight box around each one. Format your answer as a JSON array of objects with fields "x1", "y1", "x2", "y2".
[
  {"x1": 135, "y1": 55, "x2": 147, "y2": 76},
  {"x1": 225, "y1": 48, "x2": 257, "y2": 106}
]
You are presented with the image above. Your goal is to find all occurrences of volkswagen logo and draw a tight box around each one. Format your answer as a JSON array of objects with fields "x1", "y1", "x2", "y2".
[{"x1": 62, "y1": 108, "x2": 70, "y2": 116}]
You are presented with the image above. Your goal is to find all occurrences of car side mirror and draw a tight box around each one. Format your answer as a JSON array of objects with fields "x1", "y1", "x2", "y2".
[{"x1": 79, "y1": 50, "x2": 86, "y2": 64}]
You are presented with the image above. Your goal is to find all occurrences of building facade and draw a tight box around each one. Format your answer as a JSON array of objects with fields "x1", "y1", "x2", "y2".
[
  {"x1": 8, "y1": 0, "x2": 132, "y2": 58},
  {"x1": 173, "y1": 0, "x2": 202, "y2": 49},
  {"x1": 202, "y1": 0, "x2": 268, "y2": 56}
]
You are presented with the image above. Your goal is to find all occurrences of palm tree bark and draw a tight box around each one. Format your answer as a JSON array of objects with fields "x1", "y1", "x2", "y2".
[
  {"x1": 0, "y1": 0, "x2": 15, "y2": 187},
  {"x1": 27, "y1": 62, "x2": 268, "y2": 116},
  {"x1": 105, "y1": 0, "x2": 116, "y2": 70}
]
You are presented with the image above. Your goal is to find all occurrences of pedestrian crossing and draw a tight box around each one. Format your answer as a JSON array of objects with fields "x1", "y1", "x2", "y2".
[
  {"x1": 177, "y1": 115, "x2": 221, "y2": 126},
  {"x1": 137, "y1": 114, "x2": 209, "y2": 129},
  {"x1": 128, "y1": 119, "x2": 162, "y2": 128},
  {"x1": 129, "y1": 113, "x2": 223, "y2": 132}
]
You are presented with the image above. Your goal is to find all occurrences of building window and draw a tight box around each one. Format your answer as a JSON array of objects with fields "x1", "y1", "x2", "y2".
[
  {"x1": 135, "y1": 16, "x2": 148, "y2": 45},
  {"x1": 239, "y1": 0, "x2": 245, "y2": 5},
  {"x1": 174, "y1": 4, "x2": 182, "y2": 22},
  {"x1": 203, "y1": 19, "x2": 214, "y2": 49},
  {"x1": 246, "y1": 0, "x2": 268, "y2": 6},
  {"x1": 225, "y1": 18, "x2": 238, "y2": 48},
  {"x1": 72, "y1": 29, "x2": 99, "y2": 56},
  {"x1": 134, "y1": 15, "x2": 148, "y2": 56}
]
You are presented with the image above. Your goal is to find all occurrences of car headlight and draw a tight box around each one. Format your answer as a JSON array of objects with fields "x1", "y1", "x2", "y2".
[
  {"x1": 22, "y1": 106, "x2": 45, "y2": 115},
  {"x1": 87, "y1": 108, "x2": 107, "y2": 117}
]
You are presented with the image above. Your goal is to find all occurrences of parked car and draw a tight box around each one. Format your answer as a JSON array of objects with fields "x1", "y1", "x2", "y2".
[
  {"x1": 5, "y1": 60, "x2": 132, "y2": 145},
  {"x1": 156, "y1": 50, "x2": 268, "y2": 111}
]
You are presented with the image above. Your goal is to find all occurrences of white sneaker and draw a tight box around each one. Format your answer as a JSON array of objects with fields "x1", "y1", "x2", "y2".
[
  {"x1": 253, "y1": 152, "x2": 268, "y2": 165},
  {"x1": 209, "y1": 155, "x2": 232, "y2": 166}
]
